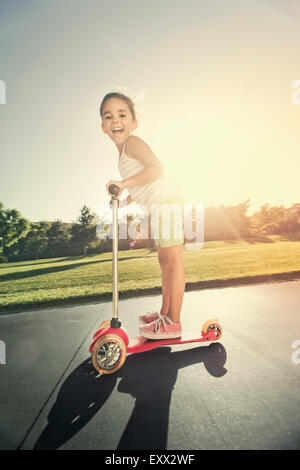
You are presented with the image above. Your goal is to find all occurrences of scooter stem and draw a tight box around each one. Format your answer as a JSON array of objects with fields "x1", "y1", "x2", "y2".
[
  {"x1": 111, "y1": 197, "x2": 119, "y2": 320},
  {"x1": 109, "y1": 184, "x2": 121, "y2": 328}
]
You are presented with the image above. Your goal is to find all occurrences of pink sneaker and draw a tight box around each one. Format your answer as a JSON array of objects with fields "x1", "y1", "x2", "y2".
[
  {"x1": 139, "y1": 315, "x2": 182, "y2": 340},
  {"x1": 139, "y1": 310, "x2": 161, "y2": 325}
]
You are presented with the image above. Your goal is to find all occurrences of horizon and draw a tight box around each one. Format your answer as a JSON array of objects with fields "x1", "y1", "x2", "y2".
[
  {"x1": 4, "y1": 199, "x2": 298, "y2": 226},
  {"x1": 1, "y1": 0, "x2": 299, "y2": 223}
]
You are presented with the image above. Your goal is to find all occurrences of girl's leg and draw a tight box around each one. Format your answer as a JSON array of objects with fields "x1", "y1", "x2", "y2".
[
  {"x1": 157, "y1": 244, "x2": 185, "y2": 323},
  {"x1": 158, "y1": 253, "x2": 170, "y2": 316},
  {"x1": 139, "y1": 245, "x2": 185, "y2": 339}
]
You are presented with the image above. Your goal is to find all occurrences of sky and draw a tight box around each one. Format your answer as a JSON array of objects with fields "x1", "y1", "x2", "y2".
[{"x1": 0, "y1": 0, "x2": 299, "y2": 223}]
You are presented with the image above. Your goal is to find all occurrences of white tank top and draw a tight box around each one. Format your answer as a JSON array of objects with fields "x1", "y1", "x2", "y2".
[{"x1": 118, "y1": 141, "x2": 173, "y2": 211}]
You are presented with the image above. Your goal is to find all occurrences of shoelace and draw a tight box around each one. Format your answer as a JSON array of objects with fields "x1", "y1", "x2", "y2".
[{"x1": 152, "y1": 314, "x2": 173, "y2": 333}]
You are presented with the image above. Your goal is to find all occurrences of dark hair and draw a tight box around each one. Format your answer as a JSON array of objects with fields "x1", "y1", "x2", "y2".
[{"x1": 100, "y1": 92, "x2": 136, "y2": 121}]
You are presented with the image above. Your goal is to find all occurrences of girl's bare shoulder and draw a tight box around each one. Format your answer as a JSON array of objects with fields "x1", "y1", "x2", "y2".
[
  {"x1": 125, "y1": 135, "x2": 163, "y2": 169},
  {"x1": 125, "y1": 135, "x2": 151, "y2": 158}
]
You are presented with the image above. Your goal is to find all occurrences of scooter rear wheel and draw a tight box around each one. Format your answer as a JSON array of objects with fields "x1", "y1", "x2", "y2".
[
  {"x1": 202, "y1": 318, "x2": 223, "y2": 340},
  {"x1": 91, "y1": 334, "x2": 127, "y2": 374}
]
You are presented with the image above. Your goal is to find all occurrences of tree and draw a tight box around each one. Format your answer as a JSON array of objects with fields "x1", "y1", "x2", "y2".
[
  {"x1": 21, "y1": 222, "x2": 49, "y2": 260},
  {"x1": 249, "y1": 204, "x2": 298, "y2": 235},
  {"x1": 261, "y1": 221, "x2": 279, "y2": 235},
  {"x1": 72, "y1": 206, "x2": 98, "y2": 256},
  {"x1": 204, "y1": 199, "x2": 251, "y2": 241},
  {"x1": 0, "y1": 202, "x2": 29, "y2": 254},
  {"x1": 78, "y1": 205, "x2": 97, "y2": 226},
  {"x1": 46, "y1": 220, "x2": 71, "y2": 257}
]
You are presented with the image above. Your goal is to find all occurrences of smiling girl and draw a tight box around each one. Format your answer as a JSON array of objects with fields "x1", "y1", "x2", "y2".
[{"x1": 100, "y1": 92, "x2": 185, "y2": 340}]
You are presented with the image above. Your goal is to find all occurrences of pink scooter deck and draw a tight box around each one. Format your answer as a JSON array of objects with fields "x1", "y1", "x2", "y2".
[{"x1": 127, "y1": 330, "x2": 218, "y2": 354}]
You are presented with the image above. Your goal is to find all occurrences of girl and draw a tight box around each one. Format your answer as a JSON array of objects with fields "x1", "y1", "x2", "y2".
[{"x1": 100, "y1": 92, "x2": 185, "y2": 340}]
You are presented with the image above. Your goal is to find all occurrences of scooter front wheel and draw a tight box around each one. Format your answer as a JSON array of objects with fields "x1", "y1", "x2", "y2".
[
  {"x1": 97, "y1": 319, "x2": 111, "y2": 331},
  {"x1": 91, "y1": 334, "x2": 127, "y2": 374}
]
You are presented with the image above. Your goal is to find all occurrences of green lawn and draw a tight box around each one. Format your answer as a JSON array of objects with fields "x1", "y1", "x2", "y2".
[{"x1": 1, "y1": 234, "x2": 300, "y2": 313}]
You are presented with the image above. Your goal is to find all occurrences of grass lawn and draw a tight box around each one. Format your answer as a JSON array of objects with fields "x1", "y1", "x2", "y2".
[{"x1": 1, "y1": 234, "x2": 300, "y2": 313}]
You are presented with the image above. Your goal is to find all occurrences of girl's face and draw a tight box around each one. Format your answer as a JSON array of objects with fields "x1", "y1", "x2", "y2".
[{"x1": 101, "y1": 97, "x2": 137, "y2": 146}]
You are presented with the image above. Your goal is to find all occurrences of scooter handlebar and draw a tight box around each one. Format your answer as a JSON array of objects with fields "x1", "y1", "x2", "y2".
[{"x1": 108, "y1": 184, "x2": 120, "y2": 197}]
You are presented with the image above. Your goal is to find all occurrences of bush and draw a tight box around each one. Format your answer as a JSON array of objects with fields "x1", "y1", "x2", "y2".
[
  {"x1": 0, "y1": 255, "x2": 8, "y2": 263},
  {"x1": 261, "y1": 222, "x2": 279, "y2": 235}
]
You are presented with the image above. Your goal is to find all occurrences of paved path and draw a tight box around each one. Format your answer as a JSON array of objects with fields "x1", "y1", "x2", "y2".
[{"x1": 0, "y1": 280, "x2": 300, "y2": 450}]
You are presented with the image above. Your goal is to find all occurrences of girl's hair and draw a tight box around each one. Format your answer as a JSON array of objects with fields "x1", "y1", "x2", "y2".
[{"x1": 99, "y1": 92, "x2": 137, "y2": 121}]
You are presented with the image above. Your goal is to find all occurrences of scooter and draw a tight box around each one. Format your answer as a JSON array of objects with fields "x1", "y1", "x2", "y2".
[{"x1": 89, "y1": 184, "x2": 223, "y2": 374}]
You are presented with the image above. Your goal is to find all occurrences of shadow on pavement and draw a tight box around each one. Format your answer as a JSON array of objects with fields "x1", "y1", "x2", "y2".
[
  {"x1": 1, "y1": 255, "x2": 153, "y2": 282},
  {"x1": 33, "y1": 343, "x2": 227, "y2": 450}
]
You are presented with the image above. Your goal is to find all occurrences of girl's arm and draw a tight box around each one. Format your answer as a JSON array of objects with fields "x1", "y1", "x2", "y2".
[
  {"x1": 126, "y1": 194, "x2": 134, "y2": 205},
  {"x1": 122, "y1": 136, "x2": 164, "y2": 188},
  {"x1": 106, "y1": 136, "x2": 164, "y2": 198}
]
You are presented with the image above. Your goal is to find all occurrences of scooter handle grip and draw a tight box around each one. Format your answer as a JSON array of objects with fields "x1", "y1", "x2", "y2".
[{"x1": 108, "y1": 184, "x2": 120, "y2": 197}]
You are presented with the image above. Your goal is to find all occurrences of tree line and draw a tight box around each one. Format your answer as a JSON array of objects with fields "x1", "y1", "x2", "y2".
[{"x1": 0, "y1": 199, "x2": 299, "y2": 262}]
